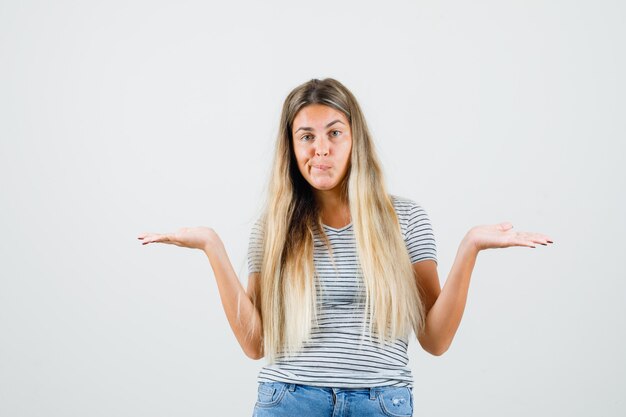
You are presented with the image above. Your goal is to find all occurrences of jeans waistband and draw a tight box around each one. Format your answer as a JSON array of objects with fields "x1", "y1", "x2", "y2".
[{"x1": 283, "y1": 383, "x2": 410, "y2": 401}]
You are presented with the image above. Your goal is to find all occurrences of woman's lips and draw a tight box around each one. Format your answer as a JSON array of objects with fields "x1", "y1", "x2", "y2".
[{"x1": 312, "y1": 164, "x2": 331, "y2": 171}]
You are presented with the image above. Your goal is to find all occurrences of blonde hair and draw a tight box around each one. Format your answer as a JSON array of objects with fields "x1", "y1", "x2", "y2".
[{"x1": 250, "y1": 78, "x2": 426, "y2": 364}]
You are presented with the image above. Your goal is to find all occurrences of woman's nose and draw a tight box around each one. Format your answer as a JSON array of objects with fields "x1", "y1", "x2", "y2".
[{"x1": 315, "y1": 137, "x2": 330, "y2": 156}]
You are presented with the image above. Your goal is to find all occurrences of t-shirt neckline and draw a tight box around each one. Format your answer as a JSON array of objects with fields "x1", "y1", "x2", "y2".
[{"x1": 322, "y1": 222, "x2": 353, "y2": 232}]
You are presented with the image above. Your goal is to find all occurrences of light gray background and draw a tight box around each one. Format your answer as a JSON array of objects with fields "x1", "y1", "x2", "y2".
[{"x1": 1, "y1": 1, "x2": 624, "y2": 416}]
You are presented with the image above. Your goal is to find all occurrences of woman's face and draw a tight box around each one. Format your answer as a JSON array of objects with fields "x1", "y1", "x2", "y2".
[{"x1": 291, "y1": 104, "x2": 352, "y2": 194}]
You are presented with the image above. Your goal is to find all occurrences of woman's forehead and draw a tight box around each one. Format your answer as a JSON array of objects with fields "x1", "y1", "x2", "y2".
[{"x1": 292, "y1": 104, "x2": 349, "y2": 130}]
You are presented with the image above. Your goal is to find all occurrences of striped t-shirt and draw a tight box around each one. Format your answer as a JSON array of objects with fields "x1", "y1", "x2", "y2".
[{"x1": 246, "y1": 194, "x2": 437, "y2": 388}]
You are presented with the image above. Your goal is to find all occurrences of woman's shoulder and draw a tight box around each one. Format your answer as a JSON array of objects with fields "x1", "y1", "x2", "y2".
[
  {"x1": 388, "y1": 193, "x2": 433, "y2": 226},
  {"x1": 389, "y1": 193, "x2": 422, "y2": 211}
]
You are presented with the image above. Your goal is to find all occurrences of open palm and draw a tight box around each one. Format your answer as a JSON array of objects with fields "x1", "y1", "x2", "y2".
[
  {"x1": 137, "y1": 226, "x2": 216, "y2": 251},
  {"x1": 468, "y1": 222, "x2": 554, "y2": 251}
]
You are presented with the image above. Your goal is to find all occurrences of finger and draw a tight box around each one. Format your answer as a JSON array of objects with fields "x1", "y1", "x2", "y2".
[
  {"x1": 141, "y1": 235, "x2": 159, "y2": 245},
  {"x1": 519, "y1": 234, "x2": 543, "y2": 247},
  {"x1": 499, "y1": 222, "x2": 513, "y2": 231},
  {"x1": 534, "y1": 237, "x2": 553, "y2": 246},
  {"x1": 526, "y1": 236, "x2": 554, "y2": 248},
  {"x1": 526, "y1": 232, "x2": 554, "y2": 244},
  {"x1": 511, "y1": 236, "x2": 536, "y2": 248},
  {"x1": 138, "y1": 232, "x2": 160, "y2": 240},
  {"x1": 531, "y1": 235, "x2": 549, "y2": 246},
  {"x1": 157, "y1": 234, "x2": 178, "y2": 245},
  {"x1": 530, "y1": 233, "x2": 554, "y2": 245},
  {"x1": 141, "y1": 234, "x2": 170, "y2": 245},
  {"x1": 515, "y1": 232, "x2": 553, "y2": 246},
  {"x1": 139, "y1": 234, "x2": 153, "y2": 243},
  {"x1": 142, "y1": 238, "x2": 168, "y2": 245}
]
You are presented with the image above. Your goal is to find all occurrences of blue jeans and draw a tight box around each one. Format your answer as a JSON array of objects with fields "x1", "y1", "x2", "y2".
[{"x1": 252, "y1": 381, "x2": 414, "y2": 417}]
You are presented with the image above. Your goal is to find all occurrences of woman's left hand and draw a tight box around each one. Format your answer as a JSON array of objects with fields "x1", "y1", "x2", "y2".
[{"x1": 466, "y1": 222, "x2": 554, "y2": 252}]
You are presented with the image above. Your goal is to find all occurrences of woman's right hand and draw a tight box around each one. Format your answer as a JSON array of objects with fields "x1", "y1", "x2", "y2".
[{"x1": 137, "y1": 226, "x2": 217, "y2": 251}]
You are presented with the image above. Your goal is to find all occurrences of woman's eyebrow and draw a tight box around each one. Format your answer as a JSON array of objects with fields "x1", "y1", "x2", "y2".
[{"x1": 294, "y1": 119, "x2": 345, "y2": 133}]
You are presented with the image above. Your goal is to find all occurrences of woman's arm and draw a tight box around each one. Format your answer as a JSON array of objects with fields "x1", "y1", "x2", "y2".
[
  {"x1": 204, "y1": 233, "x2": 264, "y2": 360},
  {"x1": 138, "y1": 227, "x2": 264, "y2": 360},
  {"x1": 416, "y1": 222, "x2": 553, "y2": 356},
  {"x1": 416, "y1": 236, "x2": 477, "y2": 356}
]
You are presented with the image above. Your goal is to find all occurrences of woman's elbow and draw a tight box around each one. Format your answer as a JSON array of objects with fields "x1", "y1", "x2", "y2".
[
  {"x1": 247, "y1": 352, "x2": 264, "y2": 360},
  {"x1": 244, "y1": 345, "x2": 265, "y2": 360},
  {"x1": 428, "y1": 345, "x2": 449, "y2": 356},
  {"x1": 419, "y1": 335, "x2": 450, "y2": 356}
]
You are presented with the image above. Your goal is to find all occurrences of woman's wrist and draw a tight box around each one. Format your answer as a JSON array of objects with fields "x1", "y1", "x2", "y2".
[
  {"x1": 461, "y1": 229, "x2": 481, "y2": 256},
  {"x1": 203, "y1": 228, "x2": 221, "y2": 254}
]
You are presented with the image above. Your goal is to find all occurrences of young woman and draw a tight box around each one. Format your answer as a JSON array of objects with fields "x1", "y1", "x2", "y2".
[{"x1": 137, "y1": 78, "x2": 553, "y2": 417}]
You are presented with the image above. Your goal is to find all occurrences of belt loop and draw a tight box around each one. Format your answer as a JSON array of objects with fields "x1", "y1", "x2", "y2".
[
  {"x1": 369, "y1": 387, "x2": 377, "y2": 400},
  {"x1": 288, "y1": 383, "x2": 296, "y2": 392}
]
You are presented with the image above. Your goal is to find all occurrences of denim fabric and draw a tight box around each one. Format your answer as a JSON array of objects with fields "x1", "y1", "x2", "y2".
[{"x1": 252, "y1": 381, "x2": 414, "y2": 417}]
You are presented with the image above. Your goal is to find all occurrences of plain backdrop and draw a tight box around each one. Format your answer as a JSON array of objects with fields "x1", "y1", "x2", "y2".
[{"x1": 1, "y1": 0, "x2": 624, "y2": 416}]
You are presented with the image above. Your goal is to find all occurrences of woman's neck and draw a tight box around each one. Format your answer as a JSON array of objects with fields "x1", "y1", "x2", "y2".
[{"x1": 314, "y1": 189, "x2": 351, "y2": 227}]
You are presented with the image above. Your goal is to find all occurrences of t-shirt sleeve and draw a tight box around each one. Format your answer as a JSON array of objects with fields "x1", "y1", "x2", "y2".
[
  {"x1": 405, "y1": 202, "x2": 438, "y2": 265},
  {"x1": 247, "y1": 216, "x2": 264, "y2": 275}
]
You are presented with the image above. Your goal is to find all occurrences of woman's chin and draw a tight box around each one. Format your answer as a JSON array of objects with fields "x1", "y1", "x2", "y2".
[{"x1": 309, "y1": 180, "x2": 337, "y2": 191}]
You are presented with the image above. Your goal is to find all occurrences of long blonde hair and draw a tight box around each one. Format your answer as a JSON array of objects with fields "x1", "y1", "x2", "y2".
[{"x1": 250, "y1": 78, "x2": 426, "y2": 364}]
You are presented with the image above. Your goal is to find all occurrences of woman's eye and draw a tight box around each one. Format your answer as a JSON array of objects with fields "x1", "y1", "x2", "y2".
[{"x1": 300, "y1": 131, "x2": 340, "y2": 141}]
